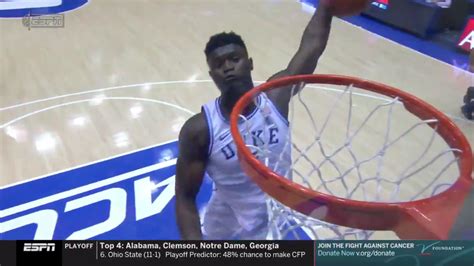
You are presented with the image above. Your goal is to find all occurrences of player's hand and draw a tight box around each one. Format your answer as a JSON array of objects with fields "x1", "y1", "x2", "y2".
[{"x1": 461, "y1": 87, "x2": 474, "y2": 120}]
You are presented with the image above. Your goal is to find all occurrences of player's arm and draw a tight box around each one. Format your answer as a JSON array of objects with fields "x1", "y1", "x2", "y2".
[
  {"x1": 175, "y1": 113, "x2": 209, "y2": 240},
  {"x1": 266, "y1": 4, "x2": 333, "y2": 115}
]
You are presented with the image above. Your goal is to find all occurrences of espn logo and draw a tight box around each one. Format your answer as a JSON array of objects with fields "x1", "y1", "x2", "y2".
[{"x1": 23, "y1": 243, "x2": 56, "y2": 252}]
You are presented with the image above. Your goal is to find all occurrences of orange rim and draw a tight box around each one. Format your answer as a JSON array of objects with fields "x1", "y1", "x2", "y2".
[{"x1": 230, "y1": 74, "x2": 473, "y2": 239}]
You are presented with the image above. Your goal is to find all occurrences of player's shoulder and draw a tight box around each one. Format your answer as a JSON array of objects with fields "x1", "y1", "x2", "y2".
[{"x1": 179, "y1": 112, "x2": 209, "y2": 149}]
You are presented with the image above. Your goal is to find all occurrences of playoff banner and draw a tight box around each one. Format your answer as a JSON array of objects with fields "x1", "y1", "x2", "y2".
[{"x1": 0, "y1": 240, "x2": 473, "y2": 266}]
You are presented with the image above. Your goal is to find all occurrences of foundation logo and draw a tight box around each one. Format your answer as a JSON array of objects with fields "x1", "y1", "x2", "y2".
[
  {"x1": 417, "y1": 241, "x2": 466, "y2": 257},
  {"x1": 417, "y1": 241, "x2": 440, "y2": 256}
]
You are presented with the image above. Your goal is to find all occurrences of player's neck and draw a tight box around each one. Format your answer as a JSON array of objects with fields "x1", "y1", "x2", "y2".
[
  {"x1": 219, "y1": 81, "x2": 255, "y2": 118},
  {"x1": 219, "y1": 94, "x2": 256, "y2": 120}
]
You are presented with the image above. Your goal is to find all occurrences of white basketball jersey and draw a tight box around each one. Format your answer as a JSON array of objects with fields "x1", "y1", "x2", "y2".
[{"x1": 202, "y1": 93, "x2": 292, "y2": 189}]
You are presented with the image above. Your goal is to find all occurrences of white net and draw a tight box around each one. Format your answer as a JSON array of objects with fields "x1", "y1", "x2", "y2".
[{"x1": 239, "y1": 81, "x2": 462, "y2": 240}]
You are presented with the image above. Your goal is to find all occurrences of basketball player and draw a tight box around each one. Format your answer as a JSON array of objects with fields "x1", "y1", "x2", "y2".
[
  {"x1": 461, "y1": 48, "x2": 474, "y2": 120},
  {"x1": 462, "y1": 87, "x2": 474, "y2": 120},
  {"x1": 175, "y1": 4, "x2": 334, "y2": 240}
]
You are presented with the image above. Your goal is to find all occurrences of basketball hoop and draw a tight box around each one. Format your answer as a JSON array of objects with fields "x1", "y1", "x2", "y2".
[{"x1": 230, "y1": 74, "x2": 473, "y2": 240}]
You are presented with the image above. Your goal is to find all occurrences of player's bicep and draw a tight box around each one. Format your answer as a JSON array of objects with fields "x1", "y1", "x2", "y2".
[
  {"x1": 175, "y1": 118, "x2": 208, "y2": 200},
  {"x1": 176, "y1": 158, "x2": 205, "y2": 198}
]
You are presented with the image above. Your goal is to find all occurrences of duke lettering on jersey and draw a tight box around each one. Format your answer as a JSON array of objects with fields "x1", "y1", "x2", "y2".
[
  {"x1": 220, "y1": 127, "x2": 280, "y2": 160},
  {"x1": 221, "y1": 144, "x2": 236, "y2": 159},
  {"x1": 251, "y1": 130, "x2": 264, "y2": 146},
  {"x1": 203, "y1": 94, "x2": 291, "y2": 186},
  {"x1": 269, "y1": 127, "x2": 279, "y2": 144}
]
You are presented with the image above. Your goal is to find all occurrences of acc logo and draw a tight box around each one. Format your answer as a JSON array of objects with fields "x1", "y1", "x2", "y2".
[
  {"x1": 0, "y1": 159, "x2": 176, "y2": 239},
  {"x1": 458, "y1": 18, "x2": 474, "y2": 52},
  {"x1": 0, "y1": 141, "x2": 214, "y2": 240},
  {"x1": 23, "y1": 243, "x2": 56, "y2": 252},
  {"x1": 0, "y1": 141, "x2": 187, "y2": 240}
]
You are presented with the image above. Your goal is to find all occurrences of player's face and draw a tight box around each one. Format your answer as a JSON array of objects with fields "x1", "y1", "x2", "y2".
[{"x1": 207, "y1": 44, "x2": 253, "y2": 95}]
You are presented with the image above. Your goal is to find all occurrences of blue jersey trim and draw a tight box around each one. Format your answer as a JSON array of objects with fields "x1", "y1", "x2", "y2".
[
  {"x1": 201, "y1": 106, "x2": 214, "y2": 156},
  {"x1": 215, "y1": 95, "x2": 262, "y2": 124}
]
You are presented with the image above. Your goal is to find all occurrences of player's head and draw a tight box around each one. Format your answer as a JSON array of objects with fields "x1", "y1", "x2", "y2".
[{"x1": 205, "y1": 32, "x2": 254, "y2": 95}]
